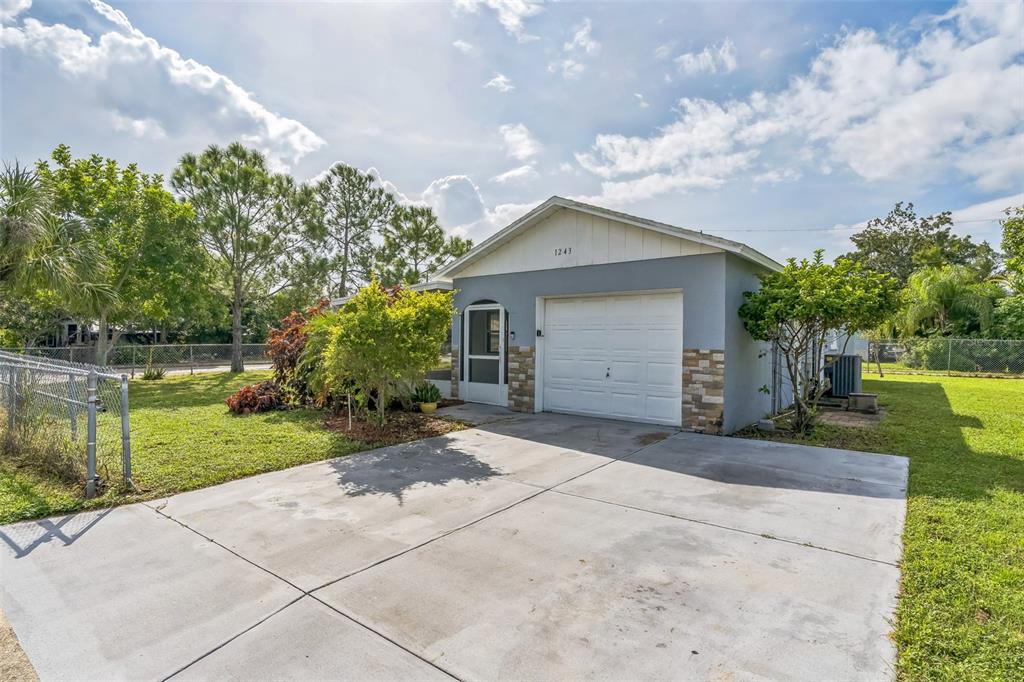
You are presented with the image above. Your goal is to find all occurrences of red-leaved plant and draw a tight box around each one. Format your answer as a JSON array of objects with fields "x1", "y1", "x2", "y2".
[
  {"x1": 225, "y1": 381, "x2": 285, "y2": 414},
  {"x1": 266, "y1": 298, "x2": 329, "y2": 405}
]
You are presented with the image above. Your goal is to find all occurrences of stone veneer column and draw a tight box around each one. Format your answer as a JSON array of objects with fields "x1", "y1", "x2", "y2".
[
  {"x1": 507, "y1": 345, "x2": 536, "y2": 413},
  {"x1": 450, "y1": 349, "x2": 460, "y2": 398},
  {"x1": 682, "y1": 349, "x2": 725, "y2": 434}
]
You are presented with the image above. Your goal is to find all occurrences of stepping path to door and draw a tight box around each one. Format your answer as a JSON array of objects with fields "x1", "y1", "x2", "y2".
[{"x1": 1, "y1": 409, "x2": 908, "y2": 681}]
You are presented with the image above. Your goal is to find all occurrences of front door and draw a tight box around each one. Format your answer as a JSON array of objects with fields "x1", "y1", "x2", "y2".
[{"x1": 463, "y1": 304, "x2": 505, "y2": 405}]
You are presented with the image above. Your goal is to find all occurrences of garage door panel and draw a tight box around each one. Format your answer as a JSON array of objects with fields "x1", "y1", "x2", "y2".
[
  {"x1": 607, "y1": 329, "x2": 645, "y2": 352},
  {"x1": 609, "y1": 360, "x2": 640, "y2": 384},
  {"x1": 645, "y1": 395, "x2": 681, "y2": 423},
  {"x1": 543, "y1": 292, "x2": 683, "y2": 427},
  {"x1": 610, "y1": 393, "x2": 643, "y2": 418},
  {"x1": 646, "y1": 362, "x2": 681, "y2": 388},
  {"x1": 646, "y1": 329, "x2": 682, "y2": 353}
]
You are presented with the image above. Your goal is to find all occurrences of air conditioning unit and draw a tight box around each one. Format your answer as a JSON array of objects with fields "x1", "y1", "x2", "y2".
[{"x1": 824, "y1": 354, "x2": 862, "y2": 397}]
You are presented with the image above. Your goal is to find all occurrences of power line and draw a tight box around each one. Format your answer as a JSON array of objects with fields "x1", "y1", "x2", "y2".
[{"x1": 694, "y1": 217, "x2": 1005, "y2": 233}]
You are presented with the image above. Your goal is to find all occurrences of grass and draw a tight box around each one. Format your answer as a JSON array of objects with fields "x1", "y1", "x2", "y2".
[
  {"x1": 742, "y1": 375, "x2": 1024, "y2": 681},
  {"x1": 0, "y1": 371, "x2": 367, "y2": 524}
]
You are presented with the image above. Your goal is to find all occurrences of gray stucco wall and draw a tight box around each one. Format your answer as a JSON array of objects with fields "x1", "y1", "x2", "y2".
[
  {"x1": 452, "y1": 252, "x2": 728, "y2": 351},
  {"x1": 723, "y1": 253, "x2": 773, "y2": 433},
  {"x1": 451, "y1": 250, "x2": 775, "y2": 434}
]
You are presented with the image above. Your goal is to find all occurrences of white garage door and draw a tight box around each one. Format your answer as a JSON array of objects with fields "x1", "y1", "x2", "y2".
[{"x1": 543, "y1": 292, "x2": 683, "y2": 426}]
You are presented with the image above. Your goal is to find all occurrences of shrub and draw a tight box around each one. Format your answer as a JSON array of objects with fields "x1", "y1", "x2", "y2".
[
  {"x1": 267, "y1": 299, "x2": 329, "y2": 404},
  {"x1": 225, "y1": 380, "x2": 285, "y2": 414},
  {"x1": 141, "y1": 366, "x2": 165, "y2": 380},
  {"x1": 413, "y1": 381, "x2": 441, "y2": 404},
  {"x1": 321, "y1": 281, "x2": 454, "y2": 424}
]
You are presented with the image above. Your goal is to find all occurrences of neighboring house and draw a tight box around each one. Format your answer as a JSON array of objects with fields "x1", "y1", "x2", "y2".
[{"x1": 434, "y1": 196, "x2": 783, "y2": 434}]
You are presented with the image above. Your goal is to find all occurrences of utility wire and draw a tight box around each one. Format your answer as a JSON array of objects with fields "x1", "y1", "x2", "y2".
[{"x1": 694, "y1": 217, "x2": 1005, "y2": 233}]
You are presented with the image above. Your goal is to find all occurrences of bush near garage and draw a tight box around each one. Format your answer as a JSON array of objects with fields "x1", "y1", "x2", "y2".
[{"x1": 317, "y1": 280, "x2": 454, "y2": 425}]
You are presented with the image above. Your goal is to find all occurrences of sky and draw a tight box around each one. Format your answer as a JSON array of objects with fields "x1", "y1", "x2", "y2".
[{"x1": 1, "y1": 0, "x2": 1022, "y2": 263}]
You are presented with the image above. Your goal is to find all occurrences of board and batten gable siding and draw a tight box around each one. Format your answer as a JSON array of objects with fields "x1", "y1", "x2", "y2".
[{"x1": 455, "y1": 207, "x2": 723, "y2": 278}]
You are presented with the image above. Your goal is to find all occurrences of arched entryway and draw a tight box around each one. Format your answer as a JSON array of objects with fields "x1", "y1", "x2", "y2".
[{"x1": 462, "y1": 301, "x2": 506, "y2": 405}]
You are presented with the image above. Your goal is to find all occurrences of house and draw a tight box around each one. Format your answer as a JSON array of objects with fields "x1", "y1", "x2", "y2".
[{"x1": 433, "y1": 196, "x2": 784, "y2": 435}]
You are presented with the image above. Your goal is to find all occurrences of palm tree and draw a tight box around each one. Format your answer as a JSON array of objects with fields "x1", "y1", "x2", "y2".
[
  {"x1": 901, "y1": 265, "x2": 995, "y2": 336},
  {"x1": 0, "y1": 162, "x2": 108, "y2": 306}
]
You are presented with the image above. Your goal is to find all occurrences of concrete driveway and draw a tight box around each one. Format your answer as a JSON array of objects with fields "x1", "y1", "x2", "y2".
[{"x1": 1, "y1": 409, "x2": 908, "y2": 681}]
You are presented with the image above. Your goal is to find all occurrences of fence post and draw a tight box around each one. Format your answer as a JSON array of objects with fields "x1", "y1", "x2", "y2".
[
  {"x1": 6, "y1": 367, "x2": 15, "y2": 430},
  {"x1": 120, "y1": 374, "x2": 131, "y2": 485},
  {"x1": 189, "y1": 345, "x2": 194, "y2": 375},
  {"x1": 85, "y1": 370, "x2": 98, "y2": 499},
  {"x1": 947, "y1": 338, "x2": 953, "y2": 376},
  {"x1": 68, "y1": 373, "x2": 78, "y2": 440}
]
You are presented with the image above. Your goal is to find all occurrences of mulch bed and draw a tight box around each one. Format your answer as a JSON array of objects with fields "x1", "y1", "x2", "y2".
[{"x1": 324, "y1": 410, "x2": 469, "y2": 447}]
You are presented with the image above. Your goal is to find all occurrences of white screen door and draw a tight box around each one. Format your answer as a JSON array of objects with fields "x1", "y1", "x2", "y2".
[{"x1": 463, "y1": 304, "x2": 505, "y2": 405}]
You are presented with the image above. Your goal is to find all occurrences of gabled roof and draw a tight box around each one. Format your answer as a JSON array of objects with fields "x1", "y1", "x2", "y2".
[{"x1": 436, "y1": 196, "x2": 782, "y2": 278}]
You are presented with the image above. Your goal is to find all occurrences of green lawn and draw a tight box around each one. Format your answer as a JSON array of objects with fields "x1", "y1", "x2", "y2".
[
  {"x1": 744, "y1": 375, "x2": 1024, "y2": 680},
  {"x1": 0, "y1": 371, "x2": 365, "y2": 524}
]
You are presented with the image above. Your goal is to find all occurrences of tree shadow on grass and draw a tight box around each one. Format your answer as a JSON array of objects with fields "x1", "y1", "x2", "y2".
[{"x1": 327, "y1": 434, "x2": 501, "y2": 504}]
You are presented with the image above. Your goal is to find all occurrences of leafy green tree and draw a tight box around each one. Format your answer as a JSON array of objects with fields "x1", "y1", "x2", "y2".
[
  {"x1": 0, "y1": 162, "x2": 106, "y2": 303},
  {"x1": 322, "y1": 281, "x2": 454, "y2": 424},
  {"x1": 900, "y1": 265, "x2": 999, "y2": 337},
  {"x1": 1001, "y1": 206, "x2": 1024, "y2": 293},
  {"x1": 171, "y1": 143, "x2": 326, "y2": 372},
  {"x1": 739, "y1": 251, "x2": 899, "y2": 433},
  {"x1": 845, "y1": 202, "x2": 988, "y2": 284},
  {"x1": 992, "y1": 295, "x2": 1024, "y2": 339},
  {"x1": 378, "y1": 205, "x2": 472, "y2": 286},
  {"x1": 38, "y1": 145, "x2": 202, "y2": 364},
  {"x1": 315, "y1": 163, "x2": 397, "y2": 298}
]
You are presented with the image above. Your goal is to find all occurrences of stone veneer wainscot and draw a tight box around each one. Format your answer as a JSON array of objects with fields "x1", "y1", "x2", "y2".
[
  {"x1": 682, "y1": 349, "x2": 725, "y2": 434},
  {"x1": 507, "y1": 345, "x2": 535, "y2": 413}
]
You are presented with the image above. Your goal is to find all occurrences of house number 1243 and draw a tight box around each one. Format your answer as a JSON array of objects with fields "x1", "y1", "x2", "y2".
[{"x1": 554, "y1": 247, "x2": 572, "y2": 256}]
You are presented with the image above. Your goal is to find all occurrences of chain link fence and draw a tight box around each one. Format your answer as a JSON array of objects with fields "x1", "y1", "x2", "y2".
[
  {"x1": 0, "y1": 350, "x2": 132, "y2": 497},
  {"x1": 0, "y1": 343, "x2": 270, "y2": 375},
  {"x1": 864, "y1": 338, "x2": 1024, "y2": 377}
]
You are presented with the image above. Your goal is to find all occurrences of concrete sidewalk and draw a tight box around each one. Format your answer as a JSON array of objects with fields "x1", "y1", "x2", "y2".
[{"x1": 1, "y1": 412, "x2": 908, "y2": 681}]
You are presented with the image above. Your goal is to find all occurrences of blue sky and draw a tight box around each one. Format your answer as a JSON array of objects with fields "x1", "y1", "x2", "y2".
[{"x1": 2, "y1": 0, "x2": 1022, "y2": 262}]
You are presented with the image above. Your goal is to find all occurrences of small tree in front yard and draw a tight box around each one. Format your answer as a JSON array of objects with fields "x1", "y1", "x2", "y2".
[
  {"x1": 739, "y1": 251, "x2": 899, "y2": 433},
  {"x1": 322, "y1": 281, "x2": 454, "y2": 424}
]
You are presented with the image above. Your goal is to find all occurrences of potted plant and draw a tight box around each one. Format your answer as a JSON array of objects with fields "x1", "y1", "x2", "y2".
[{"x1": 413, "y1": 381, "x2": 442, "y2": 414}]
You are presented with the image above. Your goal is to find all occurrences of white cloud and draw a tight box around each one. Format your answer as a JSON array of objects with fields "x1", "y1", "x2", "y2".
[
  {"x1": 758, "y1": 47, "x2": 777, "y2": 60},
  {"x1": 421, "y1": 174, "x2": 487, "y2": 227},
  {"x1": 654, "y1": 42, "x2": 675, "y2": 60},
  {"x1": 574, "y1": 1, "x2": 1024, "y2": 205},
  {"x1": 0, "y1": 0, "x2": 31, "y2": 23},
  {"x1": 674, "y1": 39, "x2": 738, "y2": 76},
  {"x1": 634, "y1": 93, "x2": 650, "y2": 109},
  {"x1": 491, "y1": 164, "x2": 538, "y2": 184},
  {"x1": 452, "y1": 39, "x2": 473, "y2": 54},
  {"x1": 564, "y1": 18, "x2": 599, "y2": 55},
  {"x1": 110, "y1": 112, "x2": 166, "y2": 139},
  {"x1": 483, "y1": 72, "x2": 515, "y2": 92},
  {"x1": 0, "y1": 1, "x2": 324, "y2": 169},
  {"x1": 752, "y1": 167, "x2": 801, "y2": 185},
  {"x1": 453, "y1": 0, "x2": 543, "y2": 43},
  {"x1": 499, "y1": 123, "x2": 542, "y2": 161},
  {"x1": 548, "y1": 58, "x2": 584, "y2": 79}
]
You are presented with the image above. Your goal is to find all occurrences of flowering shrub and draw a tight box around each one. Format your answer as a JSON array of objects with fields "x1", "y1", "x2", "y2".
[{"x1": 225, "y1": 381, "x2": 285, "y2": 414}]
